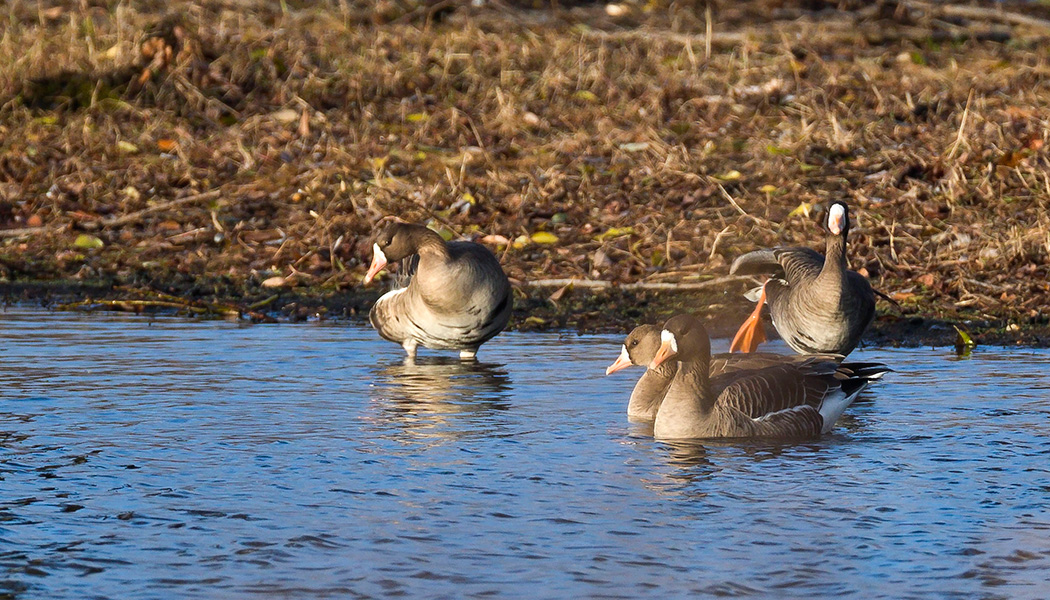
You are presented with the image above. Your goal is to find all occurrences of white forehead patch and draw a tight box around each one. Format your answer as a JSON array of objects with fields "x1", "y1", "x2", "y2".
[
  {"x1": 830, "y1": 203, "x2": 845, "y2": 221},
  {"x1": 373, "y1": 243, "x2": 387, "y2": 263},
  {"x1": 660, "y1": 329, "x2": 678, "y2": 352}
]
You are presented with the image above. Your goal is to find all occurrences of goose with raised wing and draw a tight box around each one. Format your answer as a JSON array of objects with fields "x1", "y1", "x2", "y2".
[
  {"x1": 649, "y1": 314, "x2": 887, "y2": 440},
  {"x1": 607, "y1": 322, "x2": 887, "y2": 422},
  {"x1": 729, "y1": 201, "x2": 876, "y2": 357},
  {"x1": 364, "y1": 222, "x2": 511, "y2": 359}
]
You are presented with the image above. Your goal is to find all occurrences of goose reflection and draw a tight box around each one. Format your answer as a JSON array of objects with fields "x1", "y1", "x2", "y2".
[
  {"x1": 646, "y1": 438, "x2": 845, "y2": 493},
  {"x1": 368, "y1": 356, "x2": 512, "y2": 439}
]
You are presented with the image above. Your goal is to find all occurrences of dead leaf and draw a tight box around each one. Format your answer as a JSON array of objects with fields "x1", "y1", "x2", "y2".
[
  {"x1": 787, "y1": 202, "x2": 812, "y2": 218},
  {"x1": 549, "y1": 281, "x2": 573, "y2": 302},
  {"x1": 273, "y1": 109, "x2": 298, "y2": 123},
  {"x1": 530, "y1": 231, "x2": 559, "y2": 244},
  {"x1": 713, "y1": 170, "x2": 742, "y2": 182},
  {"x1": 619, "y1": 142, "x2": 650, "y2": 152},
  {"x1": 997, "y1": 150, "x2": 1028, "y2": 168},
  {"x1": 73, "y1": 234, "x2": 104, "y2": 249},
  {"x1": 480, "y1": 234, "x2": 510, "y2": 246}
]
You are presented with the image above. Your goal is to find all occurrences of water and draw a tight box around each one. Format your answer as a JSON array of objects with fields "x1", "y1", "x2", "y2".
[{"x1": 1, "y1": 308, "x2": 1050, "y2": 599}]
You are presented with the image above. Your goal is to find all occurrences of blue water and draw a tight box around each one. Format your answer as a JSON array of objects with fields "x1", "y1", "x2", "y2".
[{"x1": 1, "y1": 308, "x2": 1050, "y2": 598}]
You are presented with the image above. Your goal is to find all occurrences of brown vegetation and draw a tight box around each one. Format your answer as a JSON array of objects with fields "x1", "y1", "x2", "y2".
[{"x1": 0, "y1": 1, "x2": 1049, "y2": 345}]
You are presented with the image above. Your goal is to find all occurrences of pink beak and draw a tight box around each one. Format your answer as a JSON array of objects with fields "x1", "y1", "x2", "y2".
[
  {"x1": 650, "y1": 337, "x2": 676, "y2": 369},
  {"x1": 363, "y1": 243, "x2": 388, "y2": 284},
  {"x1": 606, "y1": 346, "x2": 634, "y2": 375}
]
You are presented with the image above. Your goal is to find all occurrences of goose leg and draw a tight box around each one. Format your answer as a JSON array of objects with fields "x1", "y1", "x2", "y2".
[
  {"x1": 402, "y1": 339, "x2": 419, "y2": 358},
  {"x1": 730, "y1": 281, "x2": 768, "y2": 353}
]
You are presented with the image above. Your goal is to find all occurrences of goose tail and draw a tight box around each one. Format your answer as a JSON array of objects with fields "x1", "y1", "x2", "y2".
[{"x1": 818, "y1": 378, "x2": 869, "y2": 434}]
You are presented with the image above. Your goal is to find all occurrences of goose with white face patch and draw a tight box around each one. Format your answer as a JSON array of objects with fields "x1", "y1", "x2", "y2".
[
  {"x1": 363, "y1": 221, "x2": 511, "y2": 359},
  {"x1": 606, "y1": 323, "x2": 889, "y2": 422},
  {"x1": 728, "y1": 201, "x2": 877, "y2": 357},
  {"x1": 647, "y1": 314, "x2": 888, "y2": 440}
]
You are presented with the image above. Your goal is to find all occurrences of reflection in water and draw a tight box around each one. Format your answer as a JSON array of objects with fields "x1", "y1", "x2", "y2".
[{"x1": 368, "y1": 357, "x2": 512, "y2": 440}]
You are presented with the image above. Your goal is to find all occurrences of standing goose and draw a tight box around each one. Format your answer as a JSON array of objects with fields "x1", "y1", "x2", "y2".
[
  {"x1": 729, "y1": 201, "x2": 876, "y2": 356},
  {"x1": 607, "y1": 323, "x2": 887, "y2": 422},
  {"x1": 650, "y1": 314, "x2": 886, "y2": 440},
  {"x1": 364, "y1": 222, "x2": 511, "y2": 359}
]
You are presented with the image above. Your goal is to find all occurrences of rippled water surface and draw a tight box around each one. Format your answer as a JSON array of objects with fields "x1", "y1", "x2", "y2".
[{"x1": 2, "y1": 308, "x2": 1050, "y2": 598}]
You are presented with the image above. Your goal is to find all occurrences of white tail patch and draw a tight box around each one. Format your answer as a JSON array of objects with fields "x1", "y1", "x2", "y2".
[{"x1": 818, "y1": 383, "x2": 866, "y2": 433}]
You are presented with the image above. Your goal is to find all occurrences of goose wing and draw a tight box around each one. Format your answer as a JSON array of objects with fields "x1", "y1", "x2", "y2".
[
  {"x1": 709, "y1": 352, "x2": 844, "y2": 377},
  {"x1": 730, "y1": 247, "x2": 824, "y2": 283},
  {"x1": 712, "y1": 359, "x2": 837, "y2": 419},
  {"x1": 713, "y1": 358, "x2": 866, "y2": 437}
]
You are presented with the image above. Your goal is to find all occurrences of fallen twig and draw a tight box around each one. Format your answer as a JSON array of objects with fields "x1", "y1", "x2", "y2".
[
  {"x1": 55, "y1": 299, "x2": 209, "y2": 313},
  {"x1": 0, "y1": 226, "x2": 50, "y2": 238},
  {"x1": 913, "y1": 1, "x2": 1050, "y2": 32},
  {"x1": 522, "y1": 275, "x2": 752, "y2": 292},
  {"x1": 91, "y1": 190, "x2": 224, "y2": 228}
]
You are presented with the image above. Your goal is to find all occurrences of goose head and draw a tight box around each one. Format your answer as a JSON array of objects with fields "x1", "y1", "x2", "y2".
[
  {"x1": 364, "y1": 222, "x2": 428, "y2": 284},
  {"x1": 606, "y1": 324, "x2": 662, "y2": 375},
  {"x1": 650, "y1": 314, "x2": 711, "y2": 369},
  {"x1": 827, "y1": 201, "x2": 850, "y2": 238}
]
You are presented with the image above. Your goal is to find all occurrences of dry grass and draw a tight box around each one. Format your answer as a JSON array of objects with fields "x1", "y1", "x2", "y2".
[{"x1": 0, "y1": 0, "x2": 1049, "y2": 332}]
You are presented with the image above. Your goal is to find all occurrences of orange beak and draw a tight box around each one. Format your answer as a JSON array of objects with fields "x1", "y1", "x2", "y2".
[
  {"x1": 363, "y1": 243, "x2": 388, "y2": 284},
  {"x1": 605, "y1": 345, "x2": 634, "y2": 375},
  {"x1": 730, "y1": 282, "x2": 768, "y2": 353},
  {"x1": 649, "y1": 336, "x2": 677, "y2": 369}
]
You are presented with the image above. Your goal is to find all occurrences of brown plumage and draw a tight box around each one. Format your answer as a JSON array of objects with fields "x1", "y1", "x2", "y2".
[
  {"x1": 729, "y1": 201, "x2": 876, "y2": 357},
  {"x1": 607, "y1": 323, "x2": 886, "y2": 422},
  {"x1": 365, "y1": 222, "x2": 511, "y2": 359},
  {"x1": 650, "y1": 315, "x2": 887, "y2": 440}
]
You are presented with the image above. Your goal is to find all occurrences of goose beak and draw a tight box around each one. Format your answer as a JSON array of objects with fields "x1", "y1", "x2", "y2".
[
  {"x1": 363, "y1": 244, "x2": 388, "y2": 284},
  {"x1": 605, "y1": 345, "x2": 633, "y2": 375},
  {"x1": 650, "y1": 338, "x2": 676, "y2": 369}
]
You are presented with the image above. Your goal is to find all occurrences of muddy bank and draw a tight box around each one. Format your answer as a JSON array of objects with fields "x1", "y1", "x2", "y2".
[
  {"x1": 0, "y1": 1, "x2": 1049, "y2": 349},
  {"x1": 3, "y1": 279, "x2": 1048, "y2": 350}
]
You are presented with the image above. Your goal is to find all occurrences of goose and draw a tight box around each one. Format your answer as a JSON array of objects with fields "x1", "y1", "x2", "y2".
[
  {"x1": 607, "y1": 323, "x2": 887, "y2": 422},
  {"x1": 605, "y1": 324, "x2": 677, "y2": 421},
  {"x1": 364, "y1": 222, "x2": 511, "y2": 359},
  {"x1": 729, "y1": 201, "x2": 876, "y2": 357},
  {"x1": 650, "y1": 314, "x2": 887, "y2": 440}
]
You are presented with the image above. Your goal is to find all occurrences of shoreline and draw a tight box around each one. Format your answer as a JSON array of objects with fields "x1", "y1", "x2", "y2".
[
  {"x1": 3, "y1": 279, "x2": 1047, "y2": 350},
  {"x1": 1, "y1": 1, "x2": 1048, "y2": 352}
]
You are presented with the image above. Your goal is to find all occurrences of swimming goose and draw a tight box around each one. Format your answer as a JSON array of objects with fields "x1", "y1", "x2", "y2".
[
  {"x1": 605, "y1": 324, "x2": 677, "y2": 421},
  {"x1": 729, "y1": 201, "x2": 876, "y2": 356},
  {"x1": 364, "y1": 222, "x2": 511, "y2": 359},
  {"x1": 607, "y1": 323, "x2": 887, "y2": 422},
  {"x1": 650, "y1": 314, "x2": 886, "y2": 440}
]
